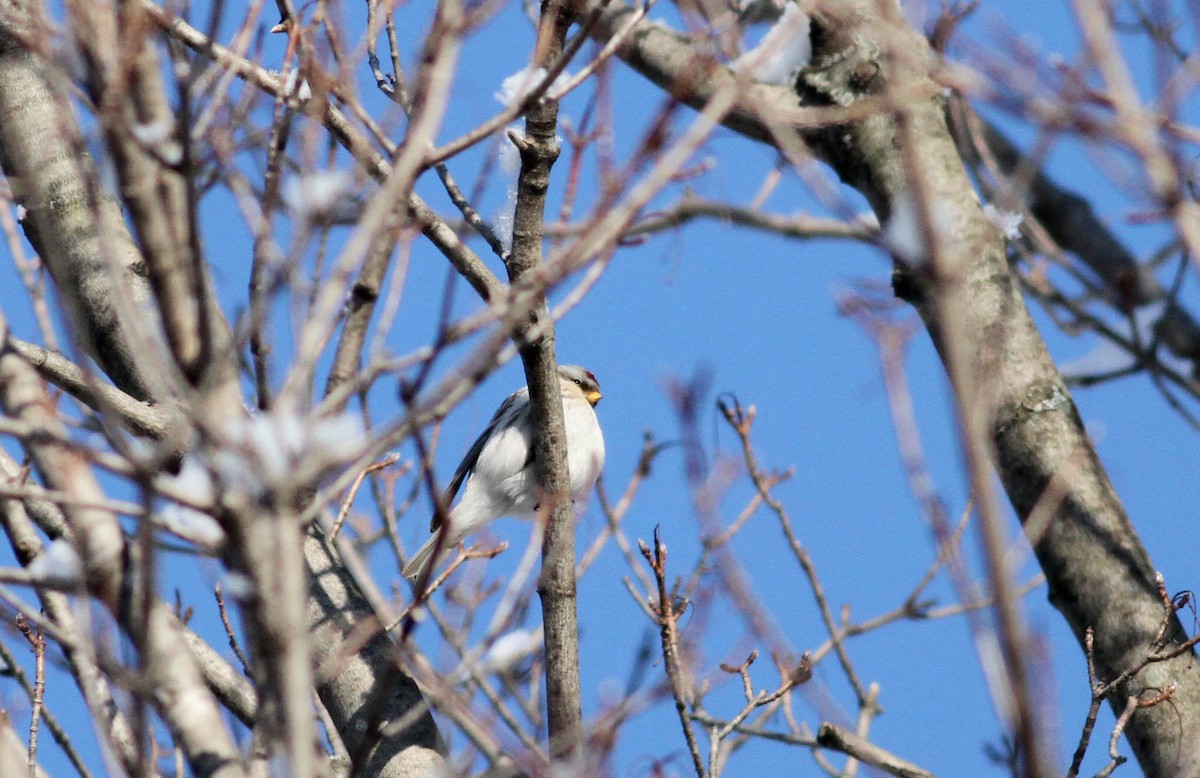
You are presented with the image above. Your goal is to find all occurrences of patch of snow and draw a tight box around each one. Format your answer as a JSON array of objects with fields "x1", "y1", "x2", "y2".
[
  {"x1": 495, "y1": 66, "x2": 572, "y2": 109},
  {"x1": 1059, "y1": 300, "x2": 1194, "y2": 378},
  {"x1": 882, "y1": 192, "x2": 926, "y2": 265},
  {"x1": 983, "y1": 203, "x2": 1023, "y2": 240},
  {"x1": 277, "y1": 68, "x2": 312, "y2": 100},
  {"x1": 159, "y1": 504, "x2": 226, "y2": 548},
  {"x1": 481, "y1": 629, "x2": 538, "y2": 672},
  {"x1": 220, "y1": 571, "x2": 254, "y2": 599},
  {"x1": 27, "y1": 539, "x2": 82, "y2": 586},
  {"x1": 882, "y1": 192, "x2": 959, "y2": 267},
  {"x1": 731, "y1": 4, "x2": 811, "y2": 86},
  {"x1": 212, "y1": 411, "x2": 366, "y2": 496},
  {"x1": 283, "y1": 169, "x2": 353, "y2": 219}
]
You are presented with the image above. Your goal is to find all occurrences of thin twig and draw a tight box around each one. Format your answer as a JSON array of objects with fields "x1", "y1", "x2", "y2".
[
  {"x1": 718, "y1": 397, "x2": 870, "y2": 708},
  {"x1": 641, "y1": 528, "x2": 707, "y2": 778},
  {"x1": 330, "y1": 453, "x2": 400, "y2": 540},
  {"x1": 816, "y1": 723, "x2": 937, "y2": 778}
]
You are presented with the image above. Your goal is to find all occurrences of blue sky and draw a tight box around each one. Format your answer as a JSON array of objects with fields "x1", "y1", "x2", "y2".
[{"x1": 3, "y1": 1, "x2": 1199, "y2": 776}]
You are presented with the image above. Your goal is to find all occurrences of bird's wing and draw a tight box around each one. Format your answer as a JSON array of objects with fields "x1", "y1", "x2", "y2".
[{"x1": 430, "y1": 391, "x2": 522, "y2": 532}]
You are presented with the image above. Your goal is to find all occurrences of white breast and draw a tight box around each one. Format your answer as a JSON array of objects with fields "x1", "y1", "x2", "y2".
[{"x1": 564, "y1": 397, "x2": 605, "y2": 500}]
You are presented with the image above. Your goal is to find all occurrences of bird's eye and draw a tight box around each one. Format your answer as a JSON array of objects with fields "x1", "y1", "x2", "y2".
[{"x1": 573, "y1": 379, "x2": 583, "y2": 386}]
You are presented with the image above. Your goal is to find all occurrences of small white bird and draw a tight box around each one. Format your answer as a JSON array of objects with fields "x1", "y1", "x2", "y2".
[{"x1": 403, "y1": 365, "x2": 606, "y2": 581}]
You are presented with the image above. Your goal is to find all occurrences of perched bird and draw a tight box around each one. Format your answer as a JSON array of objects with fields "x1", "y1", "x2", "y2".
[{"x1": 403, "y1": 365, "x2": 606, "y2": 581}]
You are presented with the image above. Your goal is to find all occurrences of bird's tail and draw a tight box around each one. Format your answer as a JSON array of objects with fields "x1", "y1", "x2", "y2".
[{"x1": 403, "y1": 531, "x2": 447, "y2": 581}]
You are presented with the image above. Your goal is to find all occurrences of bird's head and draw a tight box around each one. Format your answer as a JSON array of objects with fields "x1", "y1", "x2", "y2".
[{"x1": 558, "y1": 364, "x2": 603, "y2": 407}]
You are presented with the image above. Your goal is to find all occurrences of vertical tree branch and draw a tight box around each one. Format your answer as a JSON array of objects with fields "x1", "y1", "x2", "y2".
[
  {"x1": 502, "y1": 0, "x2": 583, "y2": 759},
  {"x1": 221, "y1": 502, "x2": 316, "y2": 778},
  {"x1": 640, "y1": 530, "x2": 707, "y2": 778}
]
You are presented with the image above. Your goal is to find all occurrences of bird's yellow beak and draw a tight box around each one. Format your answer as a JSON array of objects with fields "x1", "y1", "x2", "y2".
[{"x1": 585, "y1": 389, "x2": 603, "y2": 406}]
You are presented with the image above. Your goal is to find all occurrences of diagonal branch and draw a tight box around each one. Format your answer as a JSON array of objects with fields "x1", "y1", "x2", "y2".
[{"x1": 0, "y1": 18, "x2": 159, "y2": 400}]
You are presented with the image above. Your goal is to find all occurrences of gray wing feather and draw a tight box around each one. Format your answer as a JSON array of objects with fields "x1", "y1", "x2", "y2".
[{"x1": 430, "y1": 392, "x2": 521, "y2": 531}]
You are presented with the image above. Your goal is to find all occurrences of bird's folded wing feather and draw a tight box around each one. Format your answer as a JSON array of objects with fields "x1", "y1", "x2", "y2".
[{"x1": 430, "y1": 391, "x2": 522, "y2": 532}]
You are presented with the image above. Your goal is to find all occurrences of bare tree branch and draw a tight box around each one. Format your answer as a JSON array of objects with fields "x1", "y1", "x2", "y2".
[
  {"x1": 0, "y1": 18, "x2": 158, "y2": 400},
  {"x1": 816, "y1": 723, "x2": 936, "y2": 778},
  {"x1": 575, "y1": 1, "x2": 1200, "y2": 774},
  {"x1": 0, "y1": 313, "x2": 244, "y2": 777},
  {"x1": 504, "y1": 0, "x2": 584, "y2": 759}
]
